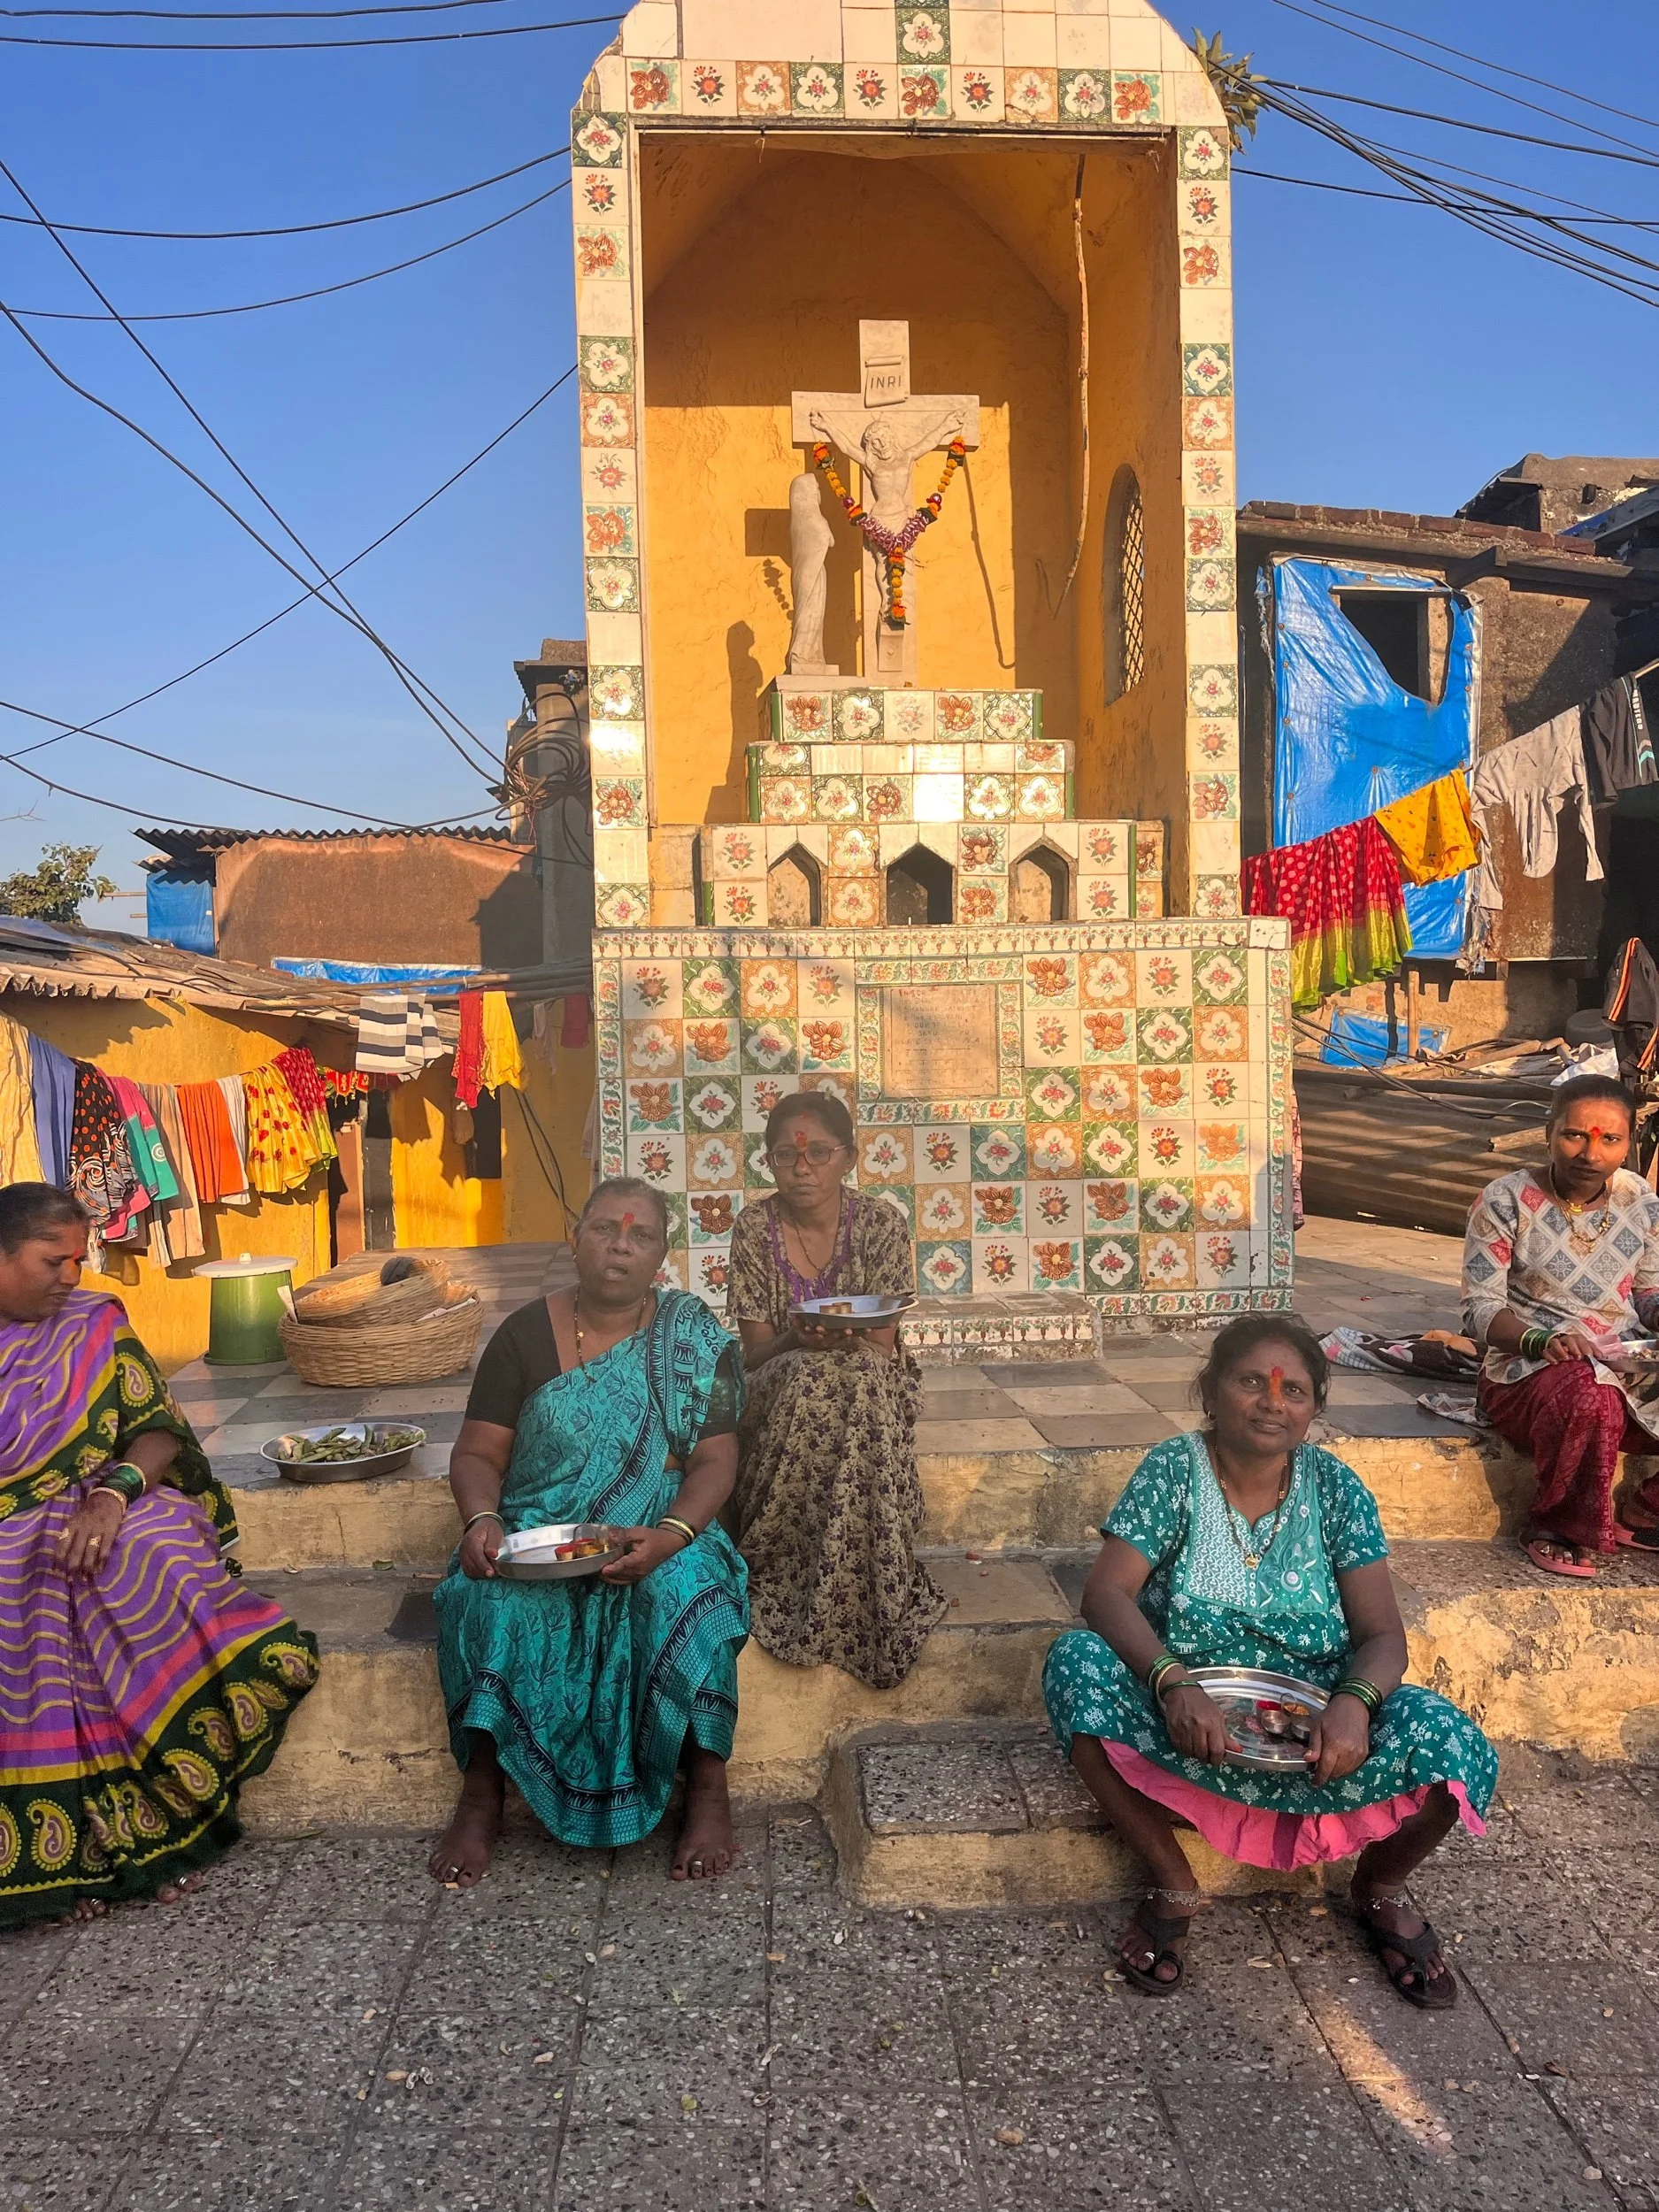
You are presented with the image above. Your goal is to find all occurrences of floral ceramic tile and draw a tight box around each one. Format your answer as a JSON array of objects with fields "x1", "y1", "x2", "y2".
[
  {"x1": 583, "y1": 504, "x2": 635, "y2": 562},
  {"x1": 688, "y1": 1189, "x2": 740, "y2": 1244},
  {"x1": 1110, "y1": 69, "x2": 1161, "y2": 123},
  {"x1": 1137, "y1": 1007, "x2": 1194, "y2": 1065},
  {"x1": 1181, "y1": 395, "x2": 1233, "y2": 449},
  {"x1": 1025, "y1": 1009, "x2": 1080, "y2": 1064},
  {"x1": 574, "y1": 227, "x2": 628, "y2": 282},
  {"x1": 580, "y1": 393, "x2": 635, "y2": 449},
  {"x1": 1015, "y1": 774, "x2": 1066, "y2": 821},
  {"x1": 799, "y1": 956, "x2": 854, "y2": 1009},
  {"x1": 1026, "y1": 1065, "x2": 1082, "y2": 1122},
  {"x1": 827, "y1": 824, "x2": 879, "y2": 874},
  {"x1": 826, "y1": 875, "x2": 881, "y2": 927},
  {"x1": 1057, "y1": 66, "x2": 1111, "y2": 122},
  {"x1": 971, "y1": 1124, "x2": 1026, "y2": 1183},
  {"x1": 1195, "y1": 1062, "x2": 1245, "y2": 1114},
  {"x1": 1140, "y1": 1233, "x2": 1194, "y2": 1291},
  {"x1": 1026, "y1": 1122, "x2": 1083, "y2": 1179},
  {"x1": 593, "y1": 778, "x2": 645, "y2": 830},
  {"x1": 849, "y1": 61, "x2": 897, "y2": 115},
  {"x1": 930, "y1": 694, "x2": 977, "y2": 741},
  {"x1": 972, "y1": 1181, "x2": 1024, "y2": 1236},
  {"x1": 916, "y1": 1183, "x2": 972, "y2": 1240},
  {"x1": 952, "y1": 879, "x2": 1002, "y2": 924},
  {"x1": 595, "y1": 884, "x2": 649, "y2": 931},
  {"x1": 1082, "y1": 1120, "x2": 1137, "y2": 1179},
  {"x1": 899, "y1": 64, "x2": 949, "y2": 117},
  {"x1": 972, "y1": 1238, "x2": 1028, "y2": 1294},
  {"x1": 956, "y1": 826, "x2": 1005, "y2": 875},
  {"x1": 791, "y1": 59, "x2": 843, "y2": 112},
  {"x1": 626, "y1": 1077, "x2": 682, "y2": 1133},
  {"x1": 896, "y1": 5, "x2": 949, "y2": 63},
  {"x1": 1180, "y1": 239, "x2": 1228, "y2": 289},
  {"x1": 656, "y1": 1250, "x2": 689, "y2": 1294},
  {"x1": 1195, "y1": 1173, "x2": 1250, "y2": 1229},
  {"x1": 955, "y1": 64, "x2": 1001, "y2": 115},
  {"x1": 858, "y1": 1126, "x2": 911, "y2": 1185},
  {"x1": 1086, "y1": 1235, "x2": 1139, "y2": 1294},
  {"x1": 1023, "y1": 953, "x2": 1077, "y2": 1007},
  {"x1": 833, "y1": 689, "x2": 885, "y2": 741},
  {"x1": 1135, "y1": 948, "x2": 1190, "y2": 1002},
  {"x1": 1083, "y1": 1178, "x2": 1137, "y2": 1234},
  {"x1": 799, "y1": 1014, "x2": 853, "y2": 1071},
  {"x1": 1080, "y1": 1007, "x2": 1133, "y2": 1064},
  {"x1": 580, "y1": 335, "x2": 634, "y2": 393},
  {"x1": 739, "y1": 956, "x2": 796, "y2": 1016},
  {"x1": 741, "y1": 1017, "x2": 799, "y2": 1075},
  {"x1": 1187, "y1": 664, "x2": 1239, "y2": 716},
  {"x1": 680, "y1": 1018, "x2": 739, "y2": 1074},
  {"x1": 918, "y1": 1240, "x2": 972, "y2": 1296},
  {"x1": 1182, "y1": 342, "x2": 1233, "y2": 398},
  {"x1": 692, "y1": 1248, "x2": 733, "y2": 1303},
  {"x1": 1079, "y1": 1065, "x2": 1136, "y2": 1123},
  {"x1": 859, "y1": 776, "x2": 910, "y2": 824},
  {"x1": 1195, "y1": 1120, "x2": 1248, "y2": 1174},
  {"x1": 1185, "y1": 557, "x2": 1235, "y2": 616},
  {"x1": 1079, "y1": 876, "x2": 1126, "y2": 920},
  {"x1": 710, "y1": 882, "x2": 760, "y2": 927},
  {"x1": 1029, "y1": 1180, "x2": 1085, "y2": 1234},
  {"x1": 684, "y1": 1076, "x2": 741, "y2": 1133},
  {"x1": 1194, "y1": 875, "x2": 1240, "y2": 919},
  {"x1": 1004, "y1": 65, "x2": 1057, "y2": 120},
  {"x1": 1079, "y1": 954, "x2": 1133, "y2": 1011},
  {"x1": 685, "y1": 61, "x2": 735, "y2": 113},
  {"x1": 965, "y1": 772, "x2": 1014, "y2": 823},
  {"x1": 1188, "y1": 775, "x2": 1238, "y2": 829},
  {"x1": 1138, "y1": 1064, "x2": 1192, "y2": 1120},
  {"x1": 687, "y1": 1133, "x2": 743, "y2": 1191},
  {"x1": 711, "y1": 828, "x2": 767, "y2": 882},
  {"x1": 585, "y1": 558, "x2": 640, "y2": 615},
  {"x1": 914, "y1": 1125, "x2": 968, "y2": 1184},
  {"x1": 1029, "y1": 1237, "x2": 1082, "y2": 1293},
  {"x1": 737, "y1": 60, "x2": 790, "y2": 114},
  {"x1": 1178, "y1": 124, "x2": 1230, "y2": 178},
  {"x1": 741, "y1": 1075, "x2": 787, "y2": 1131},
  {"x1": 1196, "y1": 1228, "x2": 1249, "y2": 1288},
  {"x1": 758, "y1": 778, "x2": 811, "y2": 826},
  {"x1": 626, "y1": 58, "x2": 679, "y2": 113},
  {"x1": 572, "y1": 112, "x2": 626, "y2": 168},
  {"x1": 1141, "y1": 1175, "x2": 1194, "y2": 1235}
]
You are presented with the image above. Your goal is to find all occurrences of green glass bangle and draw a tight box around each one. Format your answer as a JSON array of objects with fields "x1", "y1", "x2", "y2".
[
  {"x1": 1146, "y1": 1653, "x2": 1179, "y2": 1692},
  {"x1": 1519, "y1": 1326, "x2": 1551, "y2": 1360},
  {"x1": 1333, "y1": 1678, "x2": 1382, "y2": 1712},
  {"x1": 96, "y1": 1463, "x2": 145, "y2": 1503}
]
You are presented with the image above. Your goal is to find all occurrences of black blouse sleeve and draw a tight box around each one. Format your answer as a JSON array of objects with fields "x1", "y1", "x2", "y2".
[
  {"x1": 464, "y1": 1300, "x2": 559, "y2": 1429},
  {"x1": 697, "y1": 1343, "x2": 741, "y2": 1440}
]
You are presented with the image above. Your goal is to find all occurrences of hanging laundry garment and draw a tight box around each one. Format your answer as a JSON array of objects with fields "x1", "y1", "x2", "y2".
[
  {"x1": 0, "y1": 1014, "x2": 43, "y2": 1187},
  {"x1": 356, "y1": 994, "x2": 412, "y2": 1076},
  {"x1": 27, "y1": 1032, "x2": 77, "y2": 1189},
  {"x1": 1467, "y1": 710, "x2": 1606, "y2": 914},
  {"x1": 561, "y1": 994, "x2": 591, "y2": 1050},
  {"x1": 476, "y1": 992, "x2": 523, "y2": 1094},
  {"x1": 140, "y1": 1081, "x2": 204, "y2": 1258},
  {"x1": 271, "y1": 1046, "x2": 337, "y2": 1168},
  {"x1": 216, "y1": 1074, "x2": 253, "y2": 1206},
  {"x1": 453, "y1": 991, "x2": 485, "y2": 1110},
  {"x1": 1241, "y1": 818, "x2": 1413, "y2": 1009},
  {"x1": 409, "y1": 997, "x2": 445, "y2": 1070},
  {"x1": 106, "y1": 1076, "x2": 179, "y2": 1205},
  {"x1": 1605, "y1": 936, "x2": 1659, "y2": 1078},
  {"x1": 1372, "y1": 770, "x2": 1482, "y2": 887},
  {"x1": 1581, "y1": 678, "x2": 1656, "y2": 803},
  {"x1": 176, "y1": 1079, "x2": 246, "y2": 1205},
  {"x1": 242, "y1": 1064, "x2": 314, "y2": 1194},
  {"x1": 68, "y1": 1064, "x2": 142, "y2": 1235}
]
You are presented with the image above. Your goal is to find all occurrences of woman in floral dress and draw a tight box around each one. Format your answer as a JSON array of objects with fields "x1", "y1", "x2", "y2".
[
  {"x1": 728, "y1": 1092, "x2": 945, "y2": 1688},
  {"x1": 1463, "y1": 1074, "x2": 1659, "y2": 1578},
  {"x1": 1044, "y1": 1314, "x2": 1495, "y2": 2008}
]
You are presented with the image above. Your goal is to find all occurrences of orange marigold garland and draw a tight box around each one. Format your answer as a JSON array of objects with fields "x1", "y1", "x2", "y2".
[{"x1": 812, "y1": 437, "x2": 967, "y2": 628}]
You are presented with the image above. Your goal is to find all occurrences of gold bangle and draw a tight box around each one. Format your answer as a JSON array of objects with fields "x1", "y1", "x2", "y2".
[{"x1": 659, "y1": 1515, "x2": 698, "y2": 1548}]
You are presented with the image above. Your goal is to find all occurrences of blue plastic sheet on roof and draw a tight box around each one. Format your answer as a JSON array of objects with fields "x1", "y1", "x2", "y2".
[
  {"x1": 145, "y1": 868, "x2": 215, "y2": 955},
  {"x1": 270, "y1": 957, "x2": 480, "y2": 986},
  {"x1": 1271, "y1": 558, "x2": 1479, "y2": 958}
]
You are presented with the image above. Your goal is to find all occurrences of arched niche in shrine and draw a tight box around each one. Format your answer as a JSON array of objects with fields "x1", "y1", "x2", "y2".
[
  {"x1": 886, "y1": 844, "x2": 954, "y2": 926},
  {"x1": 766, "y1": 844, "x2": 822, "y2": 926},
  {"x1": 1010, "y1": 843, "x2": 1071, "y2": 924}
]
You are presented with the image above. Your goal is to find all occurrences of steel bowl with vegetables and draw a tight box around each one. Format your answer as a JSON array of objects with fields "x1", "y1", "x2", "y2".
[{"x1": 261, "y1": 1421, "x2": 426, "y2": 1484}]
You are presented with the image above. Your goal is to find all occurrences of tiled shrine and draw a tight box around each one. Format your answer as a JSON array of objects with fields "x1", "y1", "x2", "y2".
[{"x1": 577, "y1": 0, "x2": 1294, "y2": 1333}]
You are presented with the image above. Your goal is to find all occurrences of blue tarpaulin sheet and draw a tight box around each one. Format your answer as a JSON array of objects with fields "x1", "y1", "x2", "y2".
[
  {"x1": 271, "y1": 958, "x2": 479, "y2": 986},
  {"x1": 1320, "y1": 1008, "x2": 1448, "y2": 1069},
  {"x1": 1272, "y1": 558, "x2": 1479, "y2": 958},
  {"x1": 145, "y1": 869, "x2": 214, "y2": 955}
]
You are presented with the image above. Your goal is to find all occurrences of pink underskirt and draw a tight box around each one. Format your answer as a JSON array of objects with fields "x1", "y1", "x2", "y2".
[{"x1": 1101, "y1": 1740, "x2": 1487, "y2": 1870}]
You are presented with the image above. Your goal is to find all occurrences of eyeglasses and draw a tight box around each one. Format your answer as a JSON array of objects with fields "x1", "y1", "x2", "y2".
[{"x1": 764, "y1": 1142, "x2": 846, "y2": 1169}]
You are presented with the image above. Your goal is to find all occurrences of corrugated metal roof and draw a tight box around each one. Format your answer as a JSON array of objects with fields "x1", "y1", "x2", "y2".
[{"x1": 135, "y1": 824, "x2": 518, "y2": 864}]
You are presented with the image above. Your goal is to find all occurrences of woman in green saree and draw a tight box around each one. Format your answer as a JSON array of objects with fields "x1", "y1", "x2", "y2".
[{"x1": 429, "y1": 1177, "x2": 749, "y2": 1886}]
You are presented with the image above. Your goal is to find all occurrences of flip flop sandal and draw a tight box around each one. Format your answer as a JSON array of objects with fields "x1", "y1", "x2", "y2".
[
  {"x1": 1118, "y1": 1893, "x2": 1194, "y2": 1997},
  {"x1": 1522, "y1": 1536, "x2": 1596, "y2": 1578},
  {"x1": 1357, "y1": 1903, "x2": 1458, "y2": 2010},
  {"x1": 1614, "y1": 1522, "x2": 1659, "y2": 1549}
]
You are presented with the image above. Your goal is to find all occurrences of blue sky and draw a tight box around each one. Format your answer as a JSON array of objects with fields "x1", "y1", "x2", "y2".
[{"x1": 1, "y1": 0, "x2": 1655, "y2": 918}]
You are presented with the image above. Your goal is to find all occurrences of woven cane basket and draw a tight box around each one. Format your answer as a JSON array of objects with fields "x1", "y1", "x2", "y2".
[
  {"x1": 280, "y1": 1280, "x2": 482, "y2": 1387},
  {"x1": 290, "y1": 1255, "x2": 450, "y2": 1329}
]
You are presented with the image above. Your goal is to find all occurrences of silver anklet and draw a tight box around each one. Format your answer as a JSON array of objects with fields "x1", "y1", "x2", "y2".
[
  {"x1": 1358, "y1": 1889, "x2": 1412, "y2": 1911},
  {"x1": 1146, "y1": 1886, "x2": 1204, "y2": 1909}
]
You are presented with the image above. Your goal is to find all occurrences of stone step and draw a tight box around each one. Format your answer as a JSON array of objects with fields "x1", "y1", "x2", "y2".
[
  {"x1": 824, "y1": 1720, "x2": 1329, "y2": 1909},
  {"x1": 238, "y1": 1554, "x2": 1075, "y2": 1832},
  {"x1": 240, "y1": 1542, "x2": 1659, "y2": 1842},
  {"x1": 227, "y1": 1428, "x2": 1540, "y2": 1575}
]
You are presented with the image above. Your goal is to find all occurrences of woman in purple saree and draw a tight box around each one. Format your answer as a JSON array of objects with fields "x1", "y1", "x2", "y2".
[{"x1": 0, "y1": 1183, "x2": 319, "y2": 1924}]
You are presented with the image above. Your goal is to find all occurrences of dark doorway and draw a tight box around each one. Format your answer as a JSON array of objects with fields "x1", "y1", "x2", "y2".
[
  {"x1": 1333, "y1": 588, "x2": 1444, "y2": 703},
  {"x1": 886, "y1": 844, "x2": 954, "y2": 925},
  {"x1": 362, "y1": 1087, "x2": 396, "y2": 1251},
  {"x1": 1011, "y1": 845, "x2": 1070, "y2": 922}
]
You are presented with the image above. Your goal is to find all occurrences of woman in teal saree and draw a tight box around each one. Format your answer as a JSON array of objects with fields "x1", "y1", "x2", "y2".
[{"x1": 430, "y1": 1178, "x2": 749, "y2": 1886}]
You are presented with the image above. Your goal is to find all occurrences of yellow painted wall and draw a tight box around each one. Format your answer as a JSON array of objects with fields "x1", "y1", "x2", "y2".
[
  {"x1": 1072, "y1": 141, "x2": 1189, "y2": 901},
  {"x1": 388, "y1": 1066, "x2": 505, "y2": 1249},
  {"x1": 2, "y1": 991, "x2": 333, "y2": 1372},
  {"x1": 637, "y1": 131, "x2": 1187, "y2": 855},
  {"x1": 503, "y1": 997, "x2": 595, "y2": 1242}
]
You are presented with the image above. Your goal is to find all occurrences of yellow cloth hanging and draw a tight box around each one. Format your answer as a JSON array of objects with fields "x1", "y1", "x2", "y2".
[
  {"x1": 240, "y1": 1066, "x2": 314, "y2": 1194},
  {"x1": 0, "y1": 1014, "x2": 43, "y2": 1186},
  {"x1": 477, "y1": 992, "x2": 524, "y2": 1094},
  {"x1": 1373, "y1": 769, "x2": 1482, "y2": 886}
]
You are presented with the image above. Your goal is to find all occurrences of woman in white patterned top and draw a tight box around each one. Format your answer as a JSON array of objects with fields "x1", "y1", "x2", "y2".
[{"x1": 1463, "y1": 1074, "x2": 1659, "y2": 1578}]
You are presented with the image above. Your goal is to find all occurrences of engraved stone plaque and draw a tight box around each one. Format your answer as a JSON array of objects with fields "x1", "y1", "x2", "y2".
[{"x1": 882, "y1": 985, "x2": 999, "y2": 1101}]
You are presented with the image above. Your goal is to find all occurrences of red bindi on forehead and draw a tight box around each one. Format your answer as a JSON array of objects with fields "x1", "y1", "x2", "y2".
[
  {"x1": 620, "y1": 1211, "x2": 635, "y2": 1231},
  {"x1": 794, "y1": 1127, "x2": 810, "y2": 1148}
]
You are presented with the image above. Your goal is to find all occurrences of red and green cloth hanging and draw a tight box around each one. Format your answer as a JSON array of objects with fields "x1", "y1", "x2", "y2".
[{"x1": 1242, "y1": 817, "x2": 1413, "y2": 1009}]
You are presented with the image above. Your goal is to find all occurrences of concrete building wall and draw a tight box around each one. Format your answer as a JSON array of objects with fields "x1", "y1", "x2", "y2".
[{"x1": 211, "y1": 836, "x2": 541, "y2": 972}]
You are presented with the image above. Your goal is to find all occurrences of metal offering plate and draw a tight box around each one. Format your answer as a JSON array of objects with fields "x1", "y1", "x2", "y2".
[
  {"x1": 261, "y1": 1421, "x2": 426, "y2": 1485},
  {"x1": 1185, "y1": 1666, "x2": 1328, "y2": 1770},
  {"x1": 790, "y1": 1293, "x2": 915, "y2": 1332},
  {"x1": 495, "y1": 1522, "x2": 622, "y2": 1582}
]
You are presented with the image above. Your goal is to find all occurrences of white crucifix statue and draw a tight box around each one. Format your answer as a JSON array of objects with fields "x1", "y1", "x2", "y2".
[{"x1": 790, "y1": 319, "x2": 980, "y2": 685}]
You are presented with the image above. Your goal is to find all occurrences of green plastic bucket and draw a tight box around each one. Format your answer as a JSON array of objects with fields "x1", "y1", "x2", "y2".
[{"x1": 196, "y1": 1254, "x2": 296, "y2": 1366}]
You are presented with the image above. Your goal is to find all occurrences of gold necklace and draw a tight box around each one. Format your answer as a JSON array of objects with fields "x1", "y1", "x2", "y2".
[
  {"x1": 572, "y1": 1293, "x2": 648, "y2": 1376},
  {"x1": 1214, "y1": 1455, "x2": 1292, "y2": 1573},
  {"x1": 1548, "y1": 1170, "x2": 1611, "y2": 1256}
]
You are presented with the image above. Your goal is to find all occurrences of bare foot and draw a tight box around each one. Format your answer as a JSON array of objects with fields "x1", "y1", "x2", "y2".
[
  {"x1": 428, "y1": 1755, "x2": 505, "y2": 1888},
  {"x1": 155, "y1": 1872, "x2": 206, "y2": 1906},
  {"x1": 54, "y1": 1896, "x2": 107, "y2": 1925},
  {"x1": 670, "y1": 1750, "x2": 735, "y2": 1882}
]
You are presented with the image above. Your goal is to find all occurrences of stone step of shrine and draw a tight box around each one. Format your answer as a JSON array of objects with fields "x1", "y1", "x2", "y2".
[{"x1": 240, "y1": 1543, "x2": 1659, "y2": 1845}]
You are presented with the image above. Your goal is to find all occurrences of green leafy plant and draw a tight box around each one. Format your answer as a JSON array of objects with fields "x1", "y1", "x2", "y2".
[
  {"x1": 1192, "y1": 28, "x2": 1265, "y2": 149},
  {"x1": 0, "y1": 841, "x2": 119, "y2": 923}
]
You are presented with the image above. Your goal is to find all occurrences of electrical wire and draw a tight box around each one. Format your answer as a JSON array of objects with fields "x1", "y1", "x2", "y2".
[
  {"x1": 2, "y1": 365, "x2": 576, "y2": 803},
  {"x1": 0, "y1": 150, "x2": 502, "y2": 781},
  {"x1": 12, "y1": 175, "x2": 566, "y2": 321},
  {"x1": 0, "y1": 143, "x2": 565, "y2": 239},
  {"x1": 10, "y1": 0, "x2": 551, "y2": 16},
  {"x1": 1260, "y1": 78, "x2": 1659, "y2": 173},
  {"x1": 1234, "y1": 165, "x2": 1659, "y2": 227},
  {"x1": 1270, "y1": 0, "x2": 1659, "y2": 146},
  {"x1": 1262, "y1": 0, "x2": 1652, "y2": 162},
  {"x1": 0, "y1": 9, "x2": 616, "y2": 46}
]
